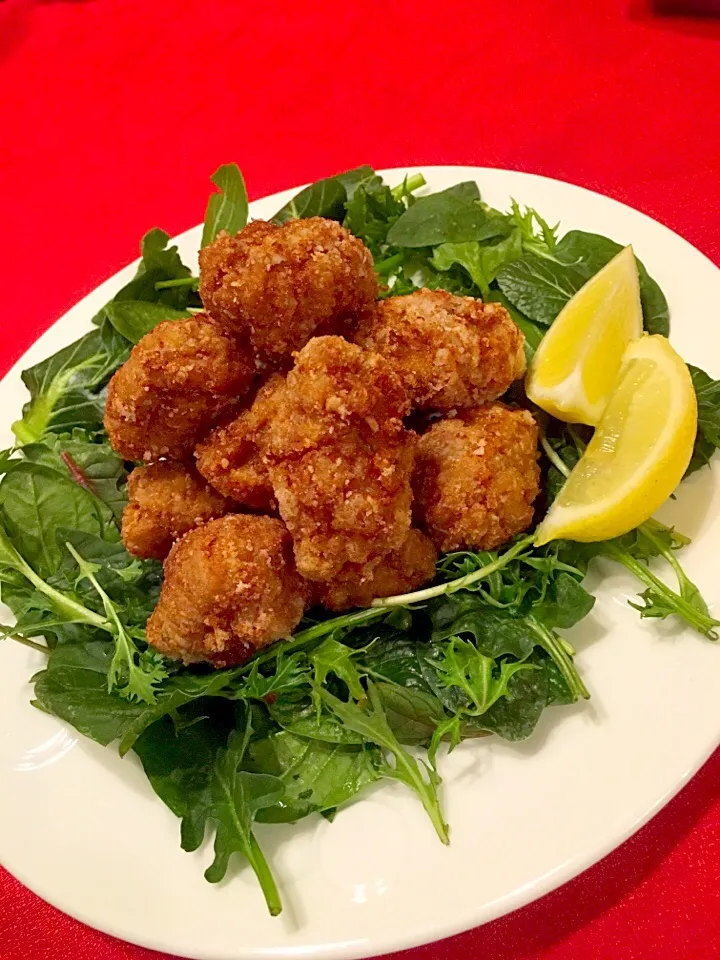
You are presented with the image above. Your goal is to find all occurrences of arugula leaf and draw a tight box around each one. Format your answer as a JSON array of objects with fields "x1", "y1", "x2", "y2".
[
  {"x1": 311, "y1": 637, "x2": 365, "y2": 700},
  {"x1": 268, "y1": 695, "x2": 368, "y2": 745},
  {"x1": 108, "y1": 228, "x2": 194, "y2": 311},
  {"x1": 246, "y1": 729, "x2": 378, "y2": 823},
  {"x1": 434, "y1": 636, "x2": 537, "y2": 716},
  {"x1": 104, "y1": 301, "x2": 191, "y2": 344},
  {"x1": 65, "y1": 542, "x2": 168, "y2": 703},
  {"x1": 687, "y1": 365, "x2": 720, "y2": 476},
  {"x1": 201, "y1": 163, "x2": 249, "y2": 248},
  {"x1": 33, "y1": 641, "x2": 145, "y2": 744},
  {"x1": 11, "y1": 325, "x2": 129, "y2": 444},
  {"x1": 272, "y1": 166, "x2": 374, "y2": 224},
  {"x1": 321, "y1": 683, "x2": 449, "y2": 843},
  {"x1": 204, "y1": 724, "x2": 284, "y2": 915},
  {"x1": 461, "y1": 654, "x2": 553, "y2": 741},
  {"x1": 387, "y1": 182, "x2": 510, "y2": 248}
]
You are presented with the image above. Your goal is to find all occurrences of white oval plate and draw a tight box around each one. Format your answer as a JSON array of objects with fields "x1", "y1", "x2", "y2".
[{"x1": 1, "y1": 167, "x2": 719, "y2": 960}]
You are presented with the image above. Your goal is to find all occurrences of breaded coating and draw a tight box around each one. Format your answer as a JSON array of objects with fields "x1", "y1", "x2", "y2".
[
  {"x1": 313, "y1": 529, "x2": 437, "y2": 612},
  {"x1": 146, "y1": 515, "x2": 308, "y2": 666},
  {"x1": 267, "y1": 336, "x2": 414, "y2": 581},
  {"x1": 413, "y1": 404, "x2": 540, "y2": 552},
  {"x1": 195, "y1": 374, "x2": 285, "y2": 511},
  {"x1": 198, "y1": 217, "x2": 378, "y2": 359},
  {"x1": 122, "y1": 462, "x2": 233, "y2": 560},
  {"x1": 354, "y1": 289, "x2": 526, "y2": 411},
  {"x1": 104, "y1": 317, "x2": 254, "y2": 461}
]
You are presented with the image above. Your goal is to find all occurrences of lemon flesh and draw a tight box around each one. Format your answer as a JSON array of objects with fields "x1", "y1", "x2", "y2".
[
  {"x1": 526, "y1": 245, "x2": 643, "y2": 425},
  {"x1": 535, "y1": 335, "x2": 697, "y2": 545}
]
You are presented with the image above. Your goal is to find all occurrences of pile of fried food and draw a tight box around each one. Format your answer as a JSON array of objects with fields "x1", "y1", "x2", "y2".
[{"x1": 104, "y1": 217, "x2": 540, "y2": 667}]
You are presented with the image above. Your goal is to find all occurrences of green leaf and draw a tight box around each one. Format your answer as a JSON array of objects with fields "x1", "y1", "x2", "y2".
[
  {"x1": 104, "y1": 301, "x2": 191, "y2": 344},
  {"x1": 20, "y1": 432, "x2": 128, "y2": 520},
  {"x1": 434, "y1": 636, "x2": 537, "y2": 716},
  {"x1": 11, "y1": 327, "x2": 129, "y2": 444},
  {"x1": 342, "y1": 177, "x2": 405, "y2": 255},
  {"x1": 311, "y1": 637, "x2": 365, "y2": 700},
  {"x1": 204, "y1": 725, "x2": 284, "y2": 915},
  {"x1": 430, "y1": 597, "x2": 537, "y2": 660},
  {"x1": 201, "y1": 163, "x2": 249, "y2": 248},
  {"x1": 33, "y1": 641, "x2": 145, "y2": 745},
  {"x1": 372, "y1": 683, "x2": 446, "y2": 745},
  {"x1": 321, "y1": 683, "x2": 449, "y2": 843},
  {"x1": 246, "y1": 730, "x2": 378, "y2": 823},
  {"x1": 0, "y1": 463, "x2": 114, "y2": 578},
  {"x1": 496, "y1": 254, "x2": 586, "y2": 325},
  {"x1": 111, "y1": 228, "x2": 193, "y2": 310},
  {"x1": 555, "y1": 231, "x2": 670, "y2": 335},
  {"x1": 461, "y1": 655, "x2": 552, "y2": 741},
  {"x1": 387, "y1": 182, "x2": 510, "y2": 248},
  {"x1": 268, "y1": 695, "x2": 368, "y2": 745},
  {"x1": 271, "y1": 166, "x2": 374, "y2": 224},
  {"x1": 687, "y1": 364, "x2": 720, "y2": 476},
  {"x1": 432, "y1": 232, "x2": 523, "y2": 299},
  {"x1": 531, "y1": 571, "x2": 596, "y2": 629},
  {"x1": 134, "y1": 712, "x2": 230, "y2": 852}
]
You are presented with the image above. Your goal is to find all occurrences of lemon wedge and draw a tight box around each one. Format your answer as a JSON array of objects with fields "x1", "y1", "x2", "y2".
[
  {"x1": 535, "y1": 335, "x2": 697, "y2": 545},
  {"x1": 526, "y1": 245, "x2": 643, "y2": 425}
]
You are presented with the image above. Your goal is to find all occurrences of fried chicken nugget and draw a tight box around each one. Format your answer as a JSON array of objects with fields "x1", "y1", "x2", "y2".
[
  {"x1": 122, "y1": 462, "x2": 233, "y2": 560},
  {"x1": 146, "y1": 514, "x2": 308, "y2": 666},
  {"x1": 413, "y1": 404, "x2": 540, "y2": 552},
  {"x1": 313, "y1": 529, "x2": 437, "y2": 612},
  {"x1": 104, "y1": 317, "x2": 254, "y2": 462},
  {"x1": 198, "y1": 217, "x2": 378, "y2": 359},
  {"x1": 354, "y1": 289, "x2": 526, "y2": 411},
  {"x1": 195, "y1": 374, "x2": 285, "y2": 512},
  {"x1": 267, "y1": 336, "x2": 414, "y2": 581}
]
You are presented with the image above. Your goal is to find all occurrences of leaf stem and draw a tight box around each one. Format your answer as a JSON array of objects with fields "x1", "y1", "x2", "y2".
[
  {"x1": 154, "y1": 277, "x2": 198, "y2": 290},
  {"x1": 540, "y1": 432, "x2": 571, "y2": 478},
  {"x1": 526, "y1": 616, "x2": 590, "y2": 700},
  {"x1": 1, "y1": 631, "x2": 50, "y2": 654},
  {"x1": 391, "y1": 173, "x2": 426, "y2": 199},
  {"x1": 375, "y1": 252, "x2": 404, "y2": 276},
  {"x1": 372, "y1": 533, "x2": 536, "y2": 607},
  {"x1": 247, "y1": 833, "x2": 283, "y2": 917}
]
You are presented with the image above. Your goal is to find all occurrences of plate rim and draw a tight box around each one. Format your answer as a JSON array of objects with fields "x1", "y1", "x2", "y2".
[{"x1": 1, "y1": 164, "x2": 719, "y2": 960}]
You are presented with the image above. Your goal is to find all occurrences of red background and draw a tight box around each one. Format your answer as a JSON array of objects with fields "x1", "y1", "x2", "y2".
[{"x1": 1, "y1": 1, "x2": 719, "y2": 957}]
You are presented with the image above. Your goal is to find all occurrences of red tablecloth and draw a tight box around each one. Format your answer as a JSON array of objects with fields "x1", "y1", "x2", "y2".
[{"x1": 1, "y1": 1, "x2": 720, "y2": 957}]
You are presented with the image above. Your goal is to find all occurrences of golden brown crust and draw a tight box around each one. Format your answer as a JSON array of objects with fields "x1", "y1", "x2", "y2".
[
  {"x1": 146, "y1": 515, "x2": 308, "y2": 666},
  {"x1": 313, "y1": 528, "x2": 437, "y2": 612},
  {"x1": 198, "y1": 218, "x2": 378, "y2": 359},
  {"x1": 194, "y1": 374, "x2": 285, "y2": 511},
  {"x1": 413, "y1": 404, "x2": 540, "y2": 552},
  {"x1": 354, "y1": 289, "x2": 526, "y2": 410},
  {"x1": 267, "y1": 336, "x2": 415, "y2": 581},
  {"x1": 121, "y1": 462, "x2": 233, "y2": 560},
  {"x1": 104, "y1": 317, "x2": 255, "y2": 461}
]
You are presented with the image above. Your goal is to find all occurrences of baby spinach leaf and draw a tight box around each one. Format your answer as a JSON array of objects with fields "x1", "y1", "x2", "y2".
[
  {"x1": 33, "y1": 641, "x2": 145, "y2": 745},
  {"x1": 530, "y1": 571, "x2": 595, "y2": 629},
  {"x1": 496, "y1": 254, "x2": 586, "y2": 325},
  {"x1": 434, "y1": 636, "x2": 537, "y2": 717},
  {"x1": 387, "y1": 182, "x2": 510, "y2": 248},
  {"x1": 686, "y1": 365, "x2": 720, "y2": 475},
  {"x1": 104, "y1": 300, "x2": 191, "y2": 344},
  {"x1": 272, "y1": 166, "x2": 374, "y2": 225},
  {"x1": 201, "y1": 163, "x2": 249, "y2": 248},
  {"x1": 269, "y1": 695, "x2": 368, "y2": 745},
  {"x1": 134, "y1": 712, "x2": 230, "y2": 852},
  {"x1": 430, "y1": 597, "x2": 537, "y2": 660},
  {"x1": 20, "y1": 432, "x2": 128, "y2": 520},
  {"x1": 0, "y1": 463, "x2": 115, "y2": 578},
  {"x1": 246, "y1": 730, "x2": 378, "y2": 823},
  {"x1": 343, "y1": 177, "x2": 405, "y2": 255},
  {"x1": 462, "y1": 657, "x2": 551, "y2": 741},
  {"x1": 204, "y1": 725, "x2": 284, "y2": 915},
  {"x1": 11, "y1": 325, "x2": 129, "y2": 444},
  {"x1": 372, "y1": 683, "x2": 445, "y2": 745},
  {"x1": 555, "y1": 231, "x2": 670, "y2": 335}
]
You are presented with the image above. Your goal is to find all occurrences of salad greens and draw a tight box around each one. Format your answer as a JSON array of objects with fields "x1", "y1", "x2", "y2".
[{"x1": 1, "y1": 164, "x2": 718, "y2": 916}]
